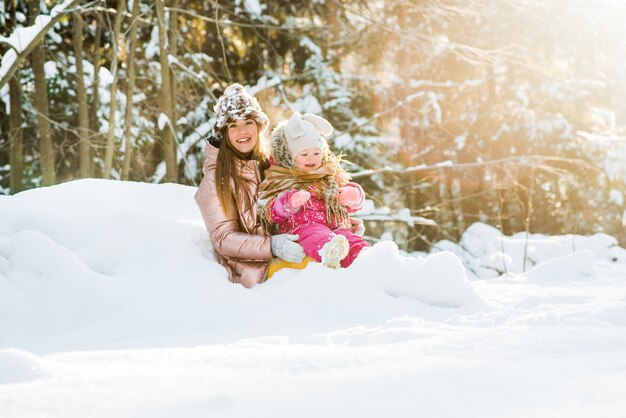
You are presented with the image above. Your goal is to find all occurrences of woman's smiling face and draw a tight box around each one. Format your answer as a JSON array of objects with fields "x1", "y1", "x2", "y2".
[
  {"x1": 226, "y1": 119, "x2": 259, "y2": 155},
  {"x1": 294, "y1": 147, "x2": 323, "y2": 172}
]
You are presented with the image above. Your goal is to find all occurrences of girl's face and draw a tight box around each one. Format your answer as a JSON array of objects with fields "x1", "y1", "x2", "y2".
[
  {"x1": 294, "y1": 147, "x2": 323, "y2": 172},
  {"x1": 226, "y1": 119, "x2": 259, "y2": 155}
]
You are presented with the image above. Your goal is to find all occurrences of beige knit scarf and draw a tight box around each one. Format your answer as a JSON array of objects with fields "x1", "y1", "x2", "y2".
[{"x1": 258, "y1": 162, "x2": 351, "y2": 233}]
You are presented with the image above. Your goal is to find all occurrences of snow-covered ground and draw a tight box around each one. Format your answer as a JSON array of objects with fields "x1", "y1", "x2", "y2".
[{"x1": 1, "y1": 179, "x2": 625, "y2": 418}]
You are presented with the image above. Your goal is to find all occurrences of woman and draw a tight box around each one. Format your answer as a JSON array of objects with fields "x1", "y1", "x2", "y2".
[{"x1": 194, "y1": 83, "x2": 306, "y2": 288}]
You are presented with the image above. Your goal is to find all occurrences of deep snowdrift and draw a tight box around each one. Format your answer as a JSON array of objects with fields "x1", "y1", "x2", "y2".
[
  {"x1": 0, "y1": 179, "x2": 479, "y2": 353},
  {"x1": 1, "y1": 179, "x2": 626, "y2": 418}
]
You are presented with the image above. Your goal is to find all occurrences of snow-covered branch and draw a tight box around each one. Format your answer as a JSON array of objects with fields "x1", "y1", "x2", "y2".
[
  {"x1": 166, "y1": 7, "x2": 316, "y2": 30},
  {"x1": 0, "y1": 0, "x2": 83, "y2": 89},
  {"x1": 349, "y1": 155, "x2": 601, "y2": 181}
]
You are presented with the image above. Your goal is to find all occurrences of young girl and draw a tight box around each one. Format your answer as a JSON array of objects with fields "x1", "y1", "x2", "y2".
[{"x1": 258, "y1": 112, "x2": 370, "y2": 269}]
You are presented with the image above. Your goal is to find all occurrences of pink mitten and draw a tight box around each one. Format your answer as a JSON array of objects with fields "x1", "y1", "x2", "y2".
[
  {"x1": 350, "y1": 217, "x2": 365, "y2": 236},
  {"x1": 338, "y1": 187, "x2": 360, "y2": 206},
  {"x1": 290, "y1": 190, "x2": 311, "y2": 208}
]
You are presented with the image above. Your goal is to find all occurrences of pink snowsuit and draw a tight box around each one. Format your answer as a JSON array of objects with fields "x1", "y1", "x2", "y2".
[{"x1": 269, "y1": 183, "x2": 370, "y2": 267}]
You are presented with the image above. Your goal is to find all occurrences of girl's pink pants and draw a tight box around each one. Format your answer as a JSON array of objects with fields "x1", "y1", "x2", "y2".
[{"x1": 293, "y1": 223, "x2": 370, "y2": 267}]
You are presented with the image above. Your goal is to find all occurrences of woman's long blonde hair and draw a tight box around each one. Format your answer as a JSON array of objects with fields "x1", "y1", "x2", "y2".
[{"x1": 214, "y1": 121, "x2": 269, "y2": 215}]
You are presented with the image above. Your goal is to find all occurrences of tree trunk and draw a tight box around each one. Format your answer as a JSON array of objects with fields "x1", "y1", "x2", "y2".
[
  {"x1": 28, "y1": 0, "x2": 55, "y2": 186},
  {"x1": 437, "y1": 169, "x2": 455, "y2": 238},
  {"x1": 394, "y1": 4, "x2": 416, "y2": 164},
  {"x1": 156, "y1": 0, "x2": 177, "y2": 182},
  {"x1": 73, "y1": 12, "x2": 91, "y2": 178},
  {"x1": 9, "y1": 76, "x2": 24, "y2": 194},
  {"x1": 169, "y1": 0, "x2": 179, "y2": 178},
  {"x1": 102, "y1": 0, "x2": 126, "y2": 179},
  {"x1": 8, "y1": 3, "x2": 23, "y2": 194},
  {"x1": 325, "y1": 0, "x2": 341, "y2": 72},
  {"x1": 450, "y1": 177, "x2": 465, "y2": 238},
  {"x1": 169, "y1": 0, "x2": 178, "y2": 131},
  {"x1": 121, "y1": 0, "x2": 141, "y2": 180},
  {"x1": 89, "y1": 14, "x2": 103, "y2": 177}
]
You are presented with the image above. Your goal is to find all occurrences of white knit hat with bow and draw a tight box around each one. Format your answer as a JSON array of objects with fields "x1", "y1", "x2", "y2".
[{"x1": 284, "y1": 112, "x2": 334, "y2": 158}]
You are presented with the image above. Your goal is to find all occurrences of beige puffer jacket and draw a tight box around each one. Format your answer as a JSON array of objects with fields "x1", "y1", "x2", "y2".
[{"x1": 194, "y1": 143, "x2": 273, "y2": 288}]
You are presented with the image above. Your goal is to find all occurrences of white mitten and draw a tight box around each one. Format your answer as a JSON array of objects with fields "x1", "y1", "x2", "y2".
[{"x1": 270, "y1": 234, "x2": 306, "y2": 263}]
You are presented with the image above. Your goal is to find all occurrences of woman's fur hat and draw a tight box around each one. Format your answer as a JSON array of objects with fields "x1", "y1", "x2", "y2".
[{"x1": 211, "y1": 83, "x2": 269, "y2": 141}]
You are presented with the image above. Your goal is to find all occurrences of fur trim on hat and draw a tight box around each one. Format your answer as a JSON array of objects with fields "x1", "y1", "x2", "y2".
[
  {"x1": 212, "y1": 83, "x2": 269, "y2": 141},
  {"x1": 270, "y1": 123, "x2": 295, "y2": 168}
]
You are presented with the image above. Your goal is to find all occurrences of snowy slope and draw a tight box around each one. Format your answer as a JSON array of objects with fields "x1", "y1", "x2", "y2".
[{"x1": 1, "y1": 179, "x2": 626, "y2": 418}]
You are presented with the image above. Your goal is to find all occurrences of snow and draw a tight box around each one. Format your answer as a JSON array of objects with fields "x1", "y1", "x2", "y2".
[
  {"x1": 0, "y1": 84, "x2": 8, "y2": 113},
  {"x1": 0, "y1": 16, "x2": 51, "y2": 80},
  {"x1": 0, "y1": 349, "x2": 47, "y2": 384},
  {"x1": 145, "y1": 26, "x2": 159, "y2": 59},
  {"x1": 578, "y1": 131, "x2": 626, "y2": 183},
  {"x1": 157, "y1": 112, "x2": 170, "y2": 130},
  {"x1": 356, "y1": 200, "x2": 435, "y2": 227},
  {"x1": 49, "y1": 0, "x2": 75, "y2": 17},
  {"x1": 431, "y1": 222, "x2": 626, "y2": 279},
  {"x1": 241, "y1": 0, "x2": 263, "y2": 17},
  {"x1": 432, "y1": 35, "x2": 449, "y2": 56},
  {"x1": 293, "y1": 93, "x2": 322, "y2": 114},
  {"x1": 0, "y1": 0, "x2": 75, "y2": 80},
  {"x1": 0, "y1": 50, "x2": 17, "y2": 81},
  {"x1": 0, "y1": 16, "x2": 51, "y2": 54},
  {"x1": 44, "y1": 60, "x2": 58, "y2": 78},
  {"x1": 454, "y1": 133, "x2": 467, "y2": 150},
  {"x1": 300, "y1": 36, "x2": 322, "y2": 56},
  {"x1": 178, "y1": 121, "x2": 211, "y2": 179},
  {"x1": 249, "y1": 73, "x2": 282, "y2": 95},
  {"x1": 1, "y1": 179, "x2": 626, "y2": 417},
  {"x1": 609, "y1": 188, "x2": 624, "y2": 206}
]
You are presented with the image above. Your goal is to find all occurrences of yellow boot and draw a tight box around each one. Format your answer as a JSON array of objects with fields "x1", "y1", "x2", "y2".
[{"x1": 266, "y1": 256, "x2": 316, "y2": 279}]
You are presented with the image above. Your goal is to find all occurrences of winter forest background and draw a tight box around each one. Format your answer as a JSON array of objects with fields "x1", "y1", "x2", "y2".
[{"x1": 2, "y1": 0, "x2": 626, "y2": 252}]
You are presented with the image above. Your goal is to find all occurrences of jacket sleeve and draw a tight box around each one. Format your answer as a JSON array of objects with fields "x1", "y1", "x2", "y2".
[
  {"x1": 342, "y1": 182, "x2": 365, "y2": 213},
  {"x1": 194, "y1": 171, "x2": 273, "y2": 261},
  {"x1": 269, "y1": 189, "x2": 300, "y2": 224}
]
